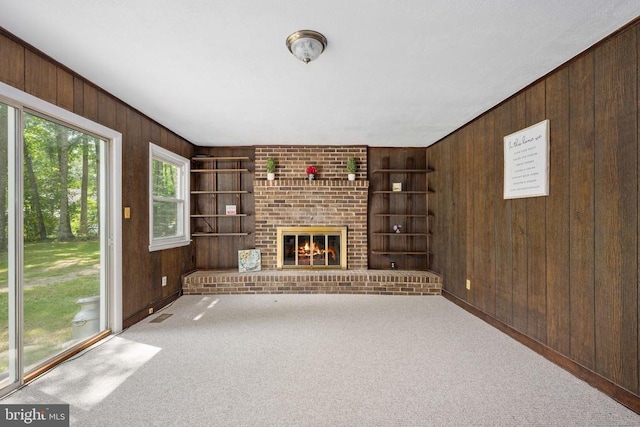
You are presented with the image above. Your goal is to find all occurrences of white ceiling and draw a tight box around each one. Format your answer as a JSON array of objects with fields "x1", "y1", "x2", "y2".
[{"x1": 1, "y1": 1, "x2": 639, "y2": 147}]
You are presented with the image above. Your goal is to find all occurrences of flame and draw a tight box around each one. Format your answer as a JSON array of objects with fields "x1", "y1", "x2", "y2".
[{"x1": 298, "y1": 242, "x2": 336, "y2": 260}]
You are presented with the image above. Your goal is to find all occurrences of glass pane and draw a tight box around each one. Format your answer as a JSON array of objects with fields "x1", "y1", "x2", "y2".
[
  {"x1": 153, "y1": 200, "x2": 180, "y2": 238},
  {"x1": 283, "y1": 235, "x2": 296, "y2": 266},
  {"x1": 312, "y1": 235, "x2": 325, "y2": 266},
  {"x1": 327, "y1": 235, "x2": 341, "y2": 266},
  {"x1": 0, "y1": 102, "x2": 14, "y2": 387},
  {"x1": 23, "y1": 112, "x2": 104, "y2": 370},
  {"x1": 152, "y1": 159, "x2": 178, "y2": 198},
  {"x1": 297, "y1": 235, "x2": 311, "y2": 266}
]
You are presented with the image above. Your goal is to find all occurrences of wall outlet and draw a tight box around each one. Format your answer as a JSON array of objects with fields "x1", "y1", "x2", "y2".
[
  {"x1": 466, "y1": 279, "x2": 471, "y2": 290},
  {"x1": 148, "y1": 307, "x2": 154, "y2": 314},
  {"x1": 161, "y1": 276, "x2": 167, "y2": 287}
]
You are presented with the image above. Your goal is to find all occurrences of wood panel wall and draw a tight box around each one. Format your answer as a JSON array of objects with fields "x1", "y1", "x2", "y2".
[
  {"x1": 0, "y1": 29, "x2": 196, "y2": 326},
  {"x1": 427, "y1": 22, "x2": 640, "y2": 402}
]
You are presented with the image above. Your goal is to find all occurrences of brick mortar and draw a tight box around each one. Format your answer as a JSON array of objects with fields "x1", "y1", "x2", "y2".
[
  {"x1": 183, "y1": 270, "x2": 442, "y2": 296},
  {"x1": 255, "y1": 179, "x2": 369, "y2": 270}
]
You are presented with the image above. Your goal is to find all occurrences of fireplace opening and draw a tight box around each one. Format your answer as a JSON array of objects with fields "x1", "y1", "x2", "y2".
[{"x1": 276, "y1": 226, "x2": 347, "y2": 269}]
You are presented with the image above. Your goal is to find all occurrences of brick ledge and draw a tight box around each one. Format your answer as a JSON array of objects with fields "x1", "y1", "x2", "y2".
[{"x1": 183, "y1": 269, "x2": 442, "y2": 296}]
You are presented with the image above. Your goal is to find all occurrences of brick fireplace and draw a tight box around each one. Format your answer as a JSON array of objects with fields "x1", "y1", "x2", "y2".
[
  {"x1": 253, "y1": 146, "x2": 369, "y2": 270},
  {"x1": 182, "y1": 145, "x2": 443, "y2": 296},
  {"x1": 277, "y1": 226, "x2": 347, "y2": 269},
  {"x1": 254, "y1": 179, "x2": 368, "y2": 270}
]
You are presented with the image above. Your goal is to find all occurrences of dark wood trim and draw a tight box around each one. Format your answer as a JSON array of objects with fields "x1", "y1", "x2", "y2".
[
  {"x1": 442, "y1": 289, "x2": 640, "y2": 415},
  {"x1": 123, "y1": 290, "x2": 182, "y2": 329}
]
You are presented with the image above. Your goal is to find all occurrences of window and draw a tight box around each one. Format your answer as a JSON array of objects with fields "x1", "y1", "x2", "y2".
[{"x1": 149, "y1": 143, "x2": 190, "y2": 251}]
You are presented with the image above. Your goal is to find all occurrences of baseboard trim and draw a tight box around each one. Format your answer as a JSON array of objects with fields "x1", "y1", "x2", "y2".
[
  {"x1": 123, "y1": 290, "x2": 182, "y2": 329},
  {"x1": 442, "y1": 290, "x2": 640, "y2": 415}
]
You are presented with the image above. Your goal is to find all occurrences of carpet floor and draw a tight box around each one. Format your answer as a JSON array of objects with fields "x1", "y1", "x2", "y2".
[{"x1": 3, "y1": 294, "x2": 639, "y2": 426}]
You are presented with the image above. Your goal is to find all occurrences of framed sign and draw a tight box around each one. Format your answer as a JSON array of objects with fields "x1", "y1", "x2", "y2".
[{"x1": 503, "y1": 119, "x2": 549, "y2": 199}]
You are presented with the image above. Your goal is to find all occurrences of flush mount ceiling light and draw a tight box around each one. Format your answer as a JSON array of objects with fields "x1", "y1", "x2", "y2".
[{"x1": 286, "y1": 30, "x2": 327, "y2": 63}]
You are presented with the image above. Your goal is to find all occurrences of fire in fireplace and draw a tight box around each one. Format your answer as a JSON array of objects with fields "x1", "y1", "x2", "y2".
[{"x1": 276, "y1": 226, "x2": 347, "y2": 269}]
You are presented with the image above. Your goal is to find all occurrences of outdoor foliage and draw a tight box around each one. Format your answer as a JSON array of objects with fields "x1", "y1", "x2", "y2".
[
  {"x1": 152, "y1": 158, "x2": 179, "y2": 237},
  {"x1": 22, "y1": 113, "x2": 101, "y2": 243}
]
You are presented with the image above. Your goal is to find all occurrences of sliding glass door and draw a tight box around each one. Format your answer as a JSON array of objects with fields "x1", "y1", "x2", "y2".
[
  {"x1": 0, "y1": 93, "x2": 115, "y2": 394},
  {"x1": 22, "y1": 112, "x2": 106, "y2": 370}
]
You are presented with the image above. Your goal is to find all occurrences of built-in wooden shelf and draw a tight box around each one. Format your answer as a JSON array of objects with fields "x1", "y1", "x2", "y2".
[
  {"x1": 192, "y1": 156, "x2": 251, "y2": 161},
  {"x1": 191, "y1": 214, "x2": 249, "y2": 218},
  {"x1": 192, "y1": 232, "x2": 251, "y2": 237},
  {"x1": 192, "y1": 168, "x2": 251, "y2": 173},
  {"x1": 191, "y1": 155, "x2": 252, "y2": 241},
  {"x1": 369, "y1": 151, "x2": 432, "y2": 270},
  {"x1": 191, "y1": 190, "x2": 250, "y2": 194}
]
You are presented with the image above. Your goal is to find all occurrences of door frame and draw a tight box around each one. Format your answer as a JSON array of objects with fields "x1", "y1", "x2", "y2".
[{"x1": 0, "y1": 80, "x2": 123, "y2": 392}]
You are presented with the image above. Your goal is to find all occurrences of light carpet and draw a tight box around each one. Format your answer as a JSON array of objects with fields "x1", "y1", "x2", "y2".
[{"x1": 3, "y1": 294, "x2": 639, "y2": 426}]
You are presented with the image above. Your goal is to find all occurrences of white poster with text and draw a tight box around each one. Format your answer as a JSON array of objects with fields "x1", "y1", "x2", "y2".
[{"x1": 503, "y1": 119, "x2": 549, "y2": 199}]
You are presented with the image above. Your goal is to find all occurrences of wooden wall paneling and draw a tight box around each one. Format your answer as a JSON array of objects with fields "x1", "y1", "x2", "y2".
[
  {"x1": 0, "y1": 34, "x2": 25, "y2": 89},
  {"x1": 24, "y1": 50, "x2": 56, "y2": 104},
  {"x1": 568, "y1": 50, "x2": 596, "y2": 370},
  {"x1": 443, "y1": 138, "x2": 453, "y2": 284},
  {"x1": 594, "y1": 28, "x2": 638, "y2": 393},
  {"x1": 161, "y1": 247, "x2": 183, "y2": 298},
  {"x1": 427, "y1": 137, "x2": 453, "y2": 278},
  {"x1": 140, "y1": 117, "x2": 156, "y2": 305},
  {"x1": 545, "y1": 67, "x2": 571, "y2": 354},
  {"x1": 83, "y1": 83, "x2": 98, "y2": 122},
  {"x1": 525, "y1": 81, "x2": 548, "y2": 343},
  {"x1": 426, "y1": 144, "x2": 440, "y2": 273},
  {"x1": 55, "y1": 69, "x2": 73, "y2": 111},
  {"x1": 452, "y1": 130, "x2": 467, "y2": 297},
  {"x1": 122, "y1": 109, "x2": 149, "y2": 318},
  {"x1": 471, "y1": 118, "x2": 485, "y2": 309},
  {"x1": 464, "y1": 126, "x2": 474, "y2": 302},
  {"x1": 511, "y1": 92, "x2": 528, "y2": 334},
  {"x1": 424, "y1": 148, "x2": 438, "y2": 271},
  {"x1": 494, "y1": 100, "x2": 514, "y2": 324},
  {"x1": 637, "y1": 24, "x2": 640, "y2": 395},
  {"x1": 160, "y1": 127, "x2": 170, "y2": 148},
  {"x1": 449, "y1": 130, "x2": 467, "y2": 297},
  {"x1": 427, "y1": 19, "x2": 640, "y2": 405},
  {"x1": 73, "y1": 77, "x2": 83, "y2": 115},
  {"x1": 483, "y1": 111, "x2": 498, "y2": 316},
  {"x1": 150, "y1": 122, "x2": 161, "y2": 148},
  {"x1": 152, "y1": 124, "x2": 182, "y2": 299},
  {"x1": 97, "y1": 92, "x2": 117, "y2": 130}
]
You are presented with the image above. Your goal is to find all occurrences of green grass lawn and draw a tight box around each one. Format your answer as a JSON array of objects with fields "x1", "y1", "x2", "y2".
[{"x1": 0, "y1": 240, "x2": 100, "y2": 371}]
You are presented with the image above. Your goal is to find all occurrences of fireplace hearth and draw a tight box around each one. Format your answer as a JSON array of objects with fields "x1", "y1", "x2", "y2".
[{"x1": 277, "y1": 226, "x2": 347, "y2": 269}]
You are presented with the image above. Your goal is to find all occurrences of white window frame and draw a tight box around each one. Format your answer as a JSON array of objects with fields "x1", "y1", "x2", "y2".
[{"x1": 149, "y1": 143, "x2": 190, "y2": 251}]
